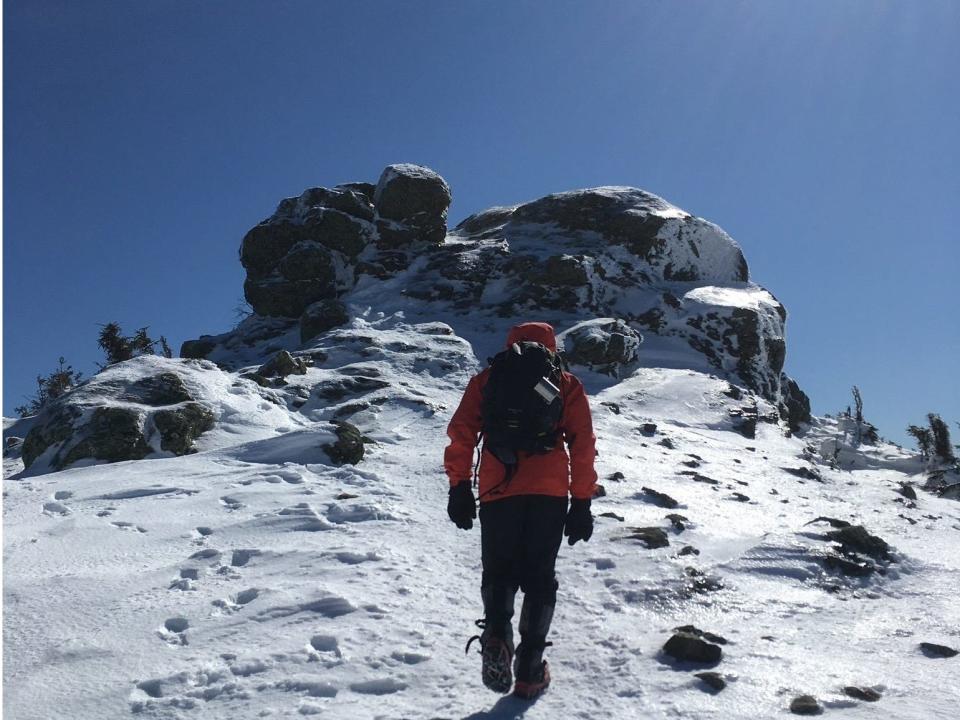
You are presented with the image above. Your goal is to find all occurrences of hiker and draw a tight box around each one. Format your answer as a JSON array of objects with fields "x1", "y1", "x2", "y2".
[{"x1": 444, "y1": 321, "x2": 597, "y2": 699}]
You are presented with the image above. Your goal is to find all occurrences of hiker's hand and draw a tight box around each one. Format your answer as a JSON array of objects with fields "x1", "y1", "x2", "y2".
[
  {"x1": 564, "y1": 498, "x2": 593, "y2": 545},
  {"x1": 447, "y1": 481, "x2": 476, "y2": 530}
]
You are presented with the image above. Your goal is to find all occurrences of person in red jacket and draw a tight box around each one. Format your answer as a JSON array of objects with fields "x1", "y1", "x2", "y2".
[{"x1": 444, "y1": 322, "x2": 597, "y2": 699}]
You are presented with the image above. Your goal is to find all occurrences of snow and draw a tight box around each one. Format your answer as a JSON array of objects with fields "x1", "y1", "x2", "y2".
[{"x1": 683, "y1": 285, "x2": 780, "y2": 312}]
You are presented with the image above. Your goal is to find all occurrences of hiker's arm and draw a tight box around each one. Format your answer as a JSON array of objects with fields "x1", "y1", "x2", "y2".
[
  {"x1": 562, "y1": 374, "x2": 598, "y2": 500},
  {"x1": 444, "y1": 374, "x2": 484, "y2": 487}
]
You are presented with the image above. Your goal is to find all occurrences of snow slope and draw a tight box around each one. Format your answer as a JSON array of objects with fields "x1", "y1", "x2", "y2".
[{"x1": 4, "y1": 310, "x2": 960, "y2": 720}]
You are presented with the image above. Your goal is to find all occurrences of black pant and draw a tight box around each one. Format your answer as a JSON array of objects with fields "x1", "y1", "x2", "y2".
[{"x1": 479, "y1": 495, "x2": 568, "y2": 641}]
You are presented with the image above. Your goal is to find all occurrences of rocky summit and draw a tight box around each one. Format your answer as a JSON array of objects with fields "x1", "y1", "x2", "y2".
[
  {"x1": 200, "y1": 164, "x2": 804, "y2": 418},
  {"x1": 18, "y1": 164, "x2": 807, "y2": 473}
]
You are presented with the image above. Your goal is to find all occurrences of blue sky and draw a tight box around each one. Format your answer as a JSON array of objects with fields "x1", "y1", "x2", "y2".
[{"x1": 4, "y1": 0, "x2": 958, "y2": 445}]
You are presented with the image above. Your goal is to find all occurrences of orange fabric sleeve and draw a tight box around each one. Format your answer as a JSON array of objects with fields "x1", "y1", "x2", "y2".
[
  {"x1": 443, "y1": 372, "x2": 485, "y2": 487},
  {"x1": 561, "y1": 373, "x2": 598, "y2": 500}
]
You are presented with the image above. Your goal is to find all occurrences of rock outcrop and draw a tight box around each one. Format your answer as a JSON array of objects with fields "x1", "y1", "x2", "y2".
[
  {"x1": 186, "y1": 165, "x2": 808, "y2": 427},
  {"x1": 21, "y1": 356, "x2": 217, "y2": 472},
  {"x1": 239, "y1": 164, "x2": 451, "y2": 319}
]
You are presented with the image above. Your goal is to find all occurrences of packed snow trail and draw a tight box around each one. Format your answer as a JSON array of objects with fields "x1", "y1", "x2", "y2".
[{"x1": 5, "y1": 322, "x2": 960, "y2": 719}]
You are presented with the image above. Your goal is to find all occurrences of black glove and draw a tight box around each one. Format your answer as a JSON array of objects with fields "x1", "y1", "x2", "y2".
[
  {"x1": 564, "y1": 498, "x2": 593, "y2": 545},
  {"x1": 447, "y1": 480, "x2": 477, "y2": 530}
]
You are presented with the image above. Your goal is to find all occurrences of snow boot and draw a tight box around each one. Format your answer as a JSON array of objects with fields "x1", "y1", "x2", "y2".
[
  {"x1": 512, "y1": 642, "x2": 551, "y2": 699},
  {"x1": 464, "y1": 584, "x2": 516, "y2": 693},
  {"x1": 465, "y1": 619, "x2": 515, "y2": 693},
  {"x1": 512, "y1": 596, "x2": 555, "y2": 699}
]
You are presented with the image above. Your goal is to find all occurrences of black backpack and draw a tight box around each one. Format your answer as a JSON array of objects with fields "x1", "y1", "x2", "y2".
[{"x1": 481, "y1": 341, "x2": 564, "y2": 466}]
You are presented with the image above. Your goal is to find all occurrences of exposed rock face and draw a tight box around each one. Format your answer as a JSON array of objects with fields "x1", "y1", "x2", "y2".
[
  {"x1": 408, "y1": 187, "x2": 749, "y2": 312},
  {"x1": 239, "y1": 164, "x2": 450, "y2": 318},
  {"x1": 300, "y1": 299, "x2": 349, "y2": 342},
  {"x1": 60, "y1": 407, "x2": 151, "y2": 467},
  {"x1": 397, "y1": 185, "x2": 798, "y2": 412},
  {"x1": 21, "y1": 357, "x2": 216, "y2": 471},
  {"x1": 153, "y1": 403, "x2": 216, "y2": 454}
]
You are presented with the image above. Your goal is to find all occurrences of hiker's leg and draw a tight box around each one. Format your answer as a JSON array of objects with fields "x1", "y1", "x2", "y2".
[
  {"x1": 515, "y1": 495, "x2": 568, "y2": 680},
  {"x1": 479, "y1": 496, "x2": 525, "y2": 642}
]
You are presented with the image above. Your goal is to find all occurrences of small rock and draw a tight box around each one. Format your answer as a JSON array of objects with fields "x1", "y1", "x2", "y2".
[
  {"x1": 783, "y1": 466, "x2": 822, "y2": 482},
  {"x1": 322, "y1": 421, "x2": 365, "y2": 465},
  {"x1": 598, "y1": 511, "x2": 624, "y2": 522},
  {"x1": 665, "y1": 513, "x2": 688, "y2": 531},
  {"x1": 258, "y1": 350, "x2": 308, "y2": 378},
  {"x1": 625, "y1": 527, "x2": 669, "y2": 549},
  {"x1": 662, "y1": 631, "x2": 722, "y2": 664},
  {"x1": 843, "y1": 686, "x2": 882, "y2": 702},
  {"x1": 640, "y1": 423, "x2": 657, "y2": 435},
  {"x1": 919, "y1": 642, "x2": 958, "y2": 658},
  {"x1": 825, "y1": 525, "x2": 890, "y2": 560},
  {"x1": 641, "y1": 487, "x2": 679, "y2": 509},
  {"x1": 592, "y1": 484, "x2": 607, "y2": 499},
  {"x1": 897, "y1": 483, "x2": 918, "y2": 501},
  {"x1": 789, "y1": 695, "x2": 823, "y2": 715},
  {"x1": 729, "y1": 492, "x2": 750, "y2": 502},
  {"x1": 695, "y1": 672, "x2": 726, "y2": 691},
  {"x1": 674, "y1": 625, "x2": 727, "y2": 645},
  {"x1": 681, "y1": 459, "x2": 701, "y2": 468},
  {"x1": 608, "y1": 471, "x2": 625, "y2": 482},
  {"x1": 658, "y1": 437, "x2": 676, "y2": 450},
  {"x1": 678, "y1": 545, "x2": 700, "y2": 556}
]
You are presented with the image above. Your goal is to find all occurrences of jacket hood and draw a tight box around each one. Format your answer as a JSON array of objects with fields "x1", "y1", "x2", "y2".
[{"x1": 506, "y1": 322, "x2": 557, "y2": 352}]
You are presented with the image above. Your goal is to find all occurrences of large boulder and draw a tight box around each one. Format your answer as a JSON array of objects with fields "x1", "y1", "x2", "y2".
[
  {"x1": 239, "y1": 164, "x2": 449, "y2": 318},
  {"x1": 559, "y1": 319, "x2": 643, "y2": 376},
  {"x1": 373, "y1": 164, "x2": 451, "y2": 248},
  {"x1": 399, "y1": 185, "x2": 800, "y2": 409}
]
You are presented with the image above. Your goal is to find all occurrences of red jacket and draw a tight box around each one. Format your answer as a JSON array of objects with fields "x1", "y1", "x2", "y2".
[{"x1": 444, "y1": 322, "x2": 597, "y2": 503}]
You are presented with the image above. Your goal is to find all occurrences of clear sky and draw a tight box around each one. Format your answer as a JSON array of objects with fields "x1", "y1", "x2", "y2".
[{"x1": 3, "y1": 0, "x2": 958, "y2": 445}]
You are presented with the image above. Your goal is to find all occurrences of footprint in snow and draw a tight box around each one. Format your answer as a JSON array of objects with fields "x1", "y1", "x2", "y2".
[
  {"x1": 231, "y1": 548, "x2": 261, "y2": 567},
  {"x1": 212, "y1": 588, "x2": 261, "y2": 613},
  {"x1": 54, "y1": 490, "x2": 73, "y2": 500},
  {"x1": 309, "y1": 635, "x2": 341, "y2": 654},
  {"x1": 111, "y1": 521, "x2": 147, "y2": 533},
  {"x1": 158, "y1": 617, "x2": 189, "y2": 646},
  {"x1": 220, "y1": 495, "x2": 244, "y2": 511},
  {"x1": 189, "y1": 548, "x2": 222, "y2": 562},
  {"x1": 391, "y1": 651, "x2": 430, "y2": 665},
  {"x1": 349, "y1": 678, "x2": 407, "y2": 695},
  {"x1": 42, "y1": 501, "x2": 70, "y2": 516},
  {"x1": 253, "y1": 595, "x2": 356, "y2": 622},
  {"x1": 169, "y1": 568, "x2": 200, "y2": 591},
  {"x1": 329, "y1": 550, "x2": 381, "y2": 565}
]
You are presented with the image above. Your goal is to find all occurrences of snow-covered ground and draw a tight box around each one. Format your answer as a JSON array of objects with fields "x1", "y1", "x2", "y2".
[{"x1": 4, "y1": 313, "x2": 959, "y2": 719}]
